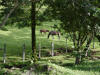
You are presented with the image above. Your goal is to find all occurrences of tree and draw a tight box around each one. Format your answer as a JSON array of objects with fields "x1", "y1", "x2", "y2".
[
  {"x1": 31, "y1": 0, "x2": 37, "y2": 64},
  {"x1": 0, "y1": 0, "x2": 19, "y2": 26},
  {"x1": 0, "y1": 0, "x2": 39, "y2": 64},
  {"x1": 43, "y1": 0, "x2": 100, "y2": 64},
  {"x1": 0, "y1": 0, "x2": 31, "y2": 27},
  {"x1": 31, "y1": 0, "x2": 42, "y2": 64}
]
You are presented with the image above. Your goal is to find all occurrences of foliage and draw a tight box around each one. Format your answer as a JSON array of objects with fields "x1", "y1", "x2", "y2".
[
  {"x1": 42, "y1": 0, "x2": 100, "y2": 64},
  {"x1": 0, "y1": 0, "x2": 31, "y2": 27},
  {"x1": 0, "y1": 26, "x2": 8, "y2": 31}
]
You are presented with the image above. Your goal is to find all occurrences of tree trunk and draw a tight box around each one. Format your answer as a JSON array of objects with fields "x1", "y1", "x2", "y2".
[
  {"x1": 0, "y1": 3, "x2": 18, "y2": 26},
  {"x1": 31, "y1": 1, "x2": 37, "y2": 64},
  {"x1": 66, "y1": 38, "x2": 68, "y2": 53},
  {"x1": 75, "y1": 56, "x2": 80, "y2": 65},
  {"x1": 75, "y1": 48, "x2": 82, "y2": 65},
  {"x1": 75, "y1": 55, "x2": 82, "y2": 64},
  {"x1": 93, "y1": 30, "x2": 95, "y2": 49},
  {"x1": 93, "y1": 38, "x2": 95, "y2": 49},
  {"x1": 39, "y1": 43, "x2": 41, "y2": 58},
  {"x1": 84, "y1": 36, "x2": 93, "y2": 57},
  {"x1": 51, "y1": 41, "x2": 54, "y2": 56},
  {"x1": 3, "y1": 44, "x2": 6, "y2": 63},
  {"x1": 22, "y1": 43, "x2": 25, "y2": 62}
]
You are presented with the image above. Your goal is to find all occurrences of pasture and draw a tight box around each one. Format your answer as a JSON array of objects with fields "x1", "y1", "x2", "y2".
[{"x1": 0, "y1": 22, "x2": 100, "y2": 75}]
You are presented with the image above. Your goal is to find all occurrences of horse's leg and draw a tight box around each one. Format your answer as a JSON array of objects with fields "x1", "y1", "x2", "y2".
[
  {"x1": 42, "y1": 32, "x2": 45, "y2": 36},
  {"x1": 52, "y1": 35, "x2": 54, "y2": 39},
  {"x1": 40, "y1": 31, "x2": 41, "y2": 34},
  {"x1": 45, "y1": 32, "x2": 46, "y2": 35},
  {"x1": 40, "y1": 31, "x2": 42, "y2": 35},
  {"x1": 48, "y1": 33, "x2": 50, "y2": 39},
  {"x1": 58, "y1": 34, "x2": 60, "y2": 39}
]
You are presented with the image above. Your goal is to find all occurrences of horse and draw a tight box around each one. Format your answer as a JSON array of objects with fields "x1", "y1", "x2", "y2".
[
  {"x1": 40, "y1": 29, "x2": 49, "y2": 34},
  {"x1": 48, "y1": 31, "x2": 60, "y2": 39}
]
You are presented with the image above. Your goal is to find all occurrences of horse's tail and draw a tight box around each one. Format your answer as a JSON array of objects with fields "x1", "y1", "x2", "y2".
[{"x1": 48, "y1": 32, "x2": 50, "y2": 39}]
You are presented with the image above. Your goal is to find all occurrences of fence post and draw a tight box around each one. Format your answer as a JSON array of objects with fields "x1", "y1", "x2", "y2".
[
  {"x1": 93, "y1": 38, "x2": 95, "y2": 49},
  {"x1": 51, "y1": 41, "x2": 54, "y2": 56},
  {"x1": 3, "y1": 44, "x2": 6, "y2": 63},
  {"x1": 23, "y1": 43, "x2": 25, "y2": 62},
  {"x1": 39, "y1": 43, "x2": 41, "y2": 58},
  {"x1": 93, "y1": 34, "x2": 95, "y2": 49},
  {"x1": 66, "y1": 38, "x2": 68, "y2": 53}
]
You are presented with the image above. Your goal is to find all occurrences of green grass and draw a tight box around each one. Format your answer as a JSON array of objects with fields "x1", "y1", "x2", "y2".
[
  {"x1": 0, "y1": 25, "x2": 74, "y2": 57},
  {"x1": 0, "y1": 24, "x2": 100, "y2": 75},
  {"x1": 0, "y1": 26, "x2": 31, "y2": 57},
  {"x1": 38, "y1": 54, "x2": 100, "y2": 75}
]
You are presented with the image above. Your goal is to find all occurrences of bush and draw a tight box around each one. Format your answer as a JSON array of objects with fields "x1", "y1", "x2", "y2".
[
  {"x1": 0, "y1": 70, "x2": 13, "y2": 75},
  {"x1": 1, "y1": 61, "x2": 31, "y2": 69},
  {"x1": 0, "y1": 26, "x2": 8, "y2": 31}
]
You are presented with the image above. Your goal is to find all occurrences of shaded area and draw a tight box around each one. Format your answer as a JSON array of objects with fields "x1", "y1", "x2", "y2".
[{"x1": 62, "y1": 61, "x2": 100, "y2": 72}]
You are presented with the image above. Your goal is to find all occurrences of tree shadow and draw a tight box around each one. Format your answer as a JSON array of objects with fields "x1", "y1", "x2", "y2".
[{"x1": 62, "y1": 61, "x2": 100, "y2": 72}]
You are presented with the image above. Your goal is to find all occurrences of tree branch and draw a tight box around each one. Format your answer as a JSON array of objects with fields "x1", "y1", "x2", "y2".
[{"x1": 0, "y1": 1, "x2": 19, "y2": 27}]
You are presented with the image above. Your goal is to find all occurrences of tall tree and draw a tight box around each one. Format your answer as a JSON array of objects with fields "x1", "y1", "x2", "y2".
[
  {"x1": 43, "y1": 0, "x2": 100, "y2": 64},
  {"x1": 31, "y1": 0, "x2": 37, "y2": 64}
]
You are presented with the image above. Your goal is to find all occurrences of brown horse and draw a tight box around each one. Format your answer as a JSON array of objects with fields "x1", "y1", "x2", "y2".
[
  {"x1": 40, "y1": 29, "x2": 49, "y2": 34},
  {"x1": 48, "y1": 31, "x2": 60, "y2": 39}
]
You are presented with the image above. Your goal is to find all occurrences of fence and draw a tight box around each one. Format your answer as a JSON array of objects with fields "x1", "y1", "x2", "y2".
[{"x1": 0, "y1": 39, "x2": 68, "y2": 63}]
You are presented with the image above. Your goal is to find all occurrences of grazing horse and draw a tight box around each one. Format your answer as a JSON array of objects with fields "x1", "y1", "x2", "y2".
[
  {"x1": 48, "y1": 31, "x2": 60, "y2": 39},
  {"x1": 40, "y1": 29, "x2": 49, "y2": 34},
  {"x1": 95, "y1": 35, "x2": 100, "y2": 45}
]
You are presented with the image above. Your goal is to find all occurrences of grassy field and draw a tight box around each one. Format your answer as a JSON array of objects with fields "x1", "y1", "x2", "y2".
[{"x1": 0, "y1": 23, "x2": 100, "y2": 75}]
